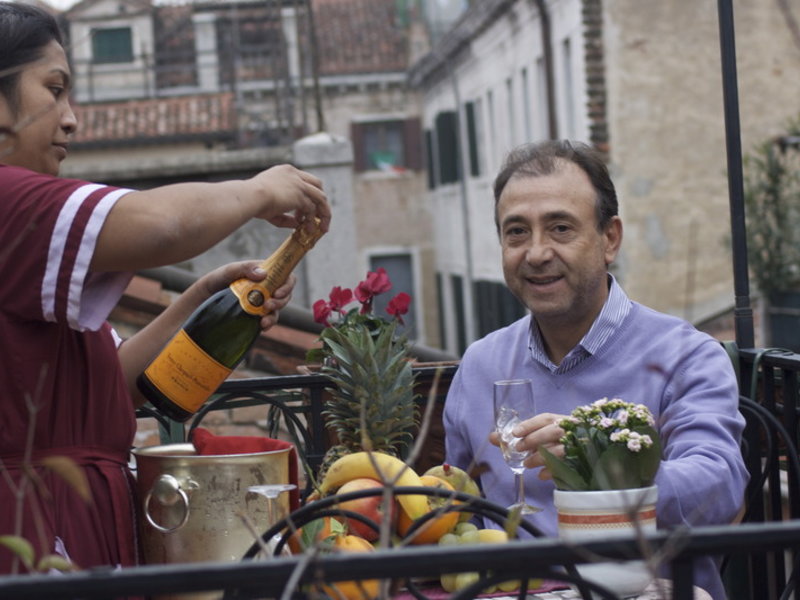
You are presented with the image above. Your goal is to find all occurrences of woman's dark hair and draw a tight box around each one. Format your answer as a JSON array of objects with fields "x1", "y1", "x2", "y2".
[
  {"x1": 493, "y1": 140, "x2": 618, "y2": 232},
  {"x1": 0, "y1": 2, "x2": 64, "y2": 111}
]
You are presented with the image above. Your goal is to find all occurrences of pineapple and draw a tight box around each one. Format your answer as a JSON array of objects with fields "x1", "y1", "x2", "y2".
[{"x1": 316, "y1": 320, "x2": 419, "y2": 481}]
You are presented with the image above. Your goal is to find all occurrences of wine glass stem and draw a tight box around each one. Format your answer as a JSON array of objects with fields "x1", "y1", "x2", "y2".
[{"x1": 515, "y1": 472, "x2": 525, "y2": 505}]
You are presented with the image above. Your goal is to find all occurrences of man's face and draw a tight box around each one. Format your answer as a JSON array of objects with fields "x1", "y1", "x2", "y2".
[
  {"x1": 497, "y1": 161, "x2": 622, "y2": 332},
  {"x1": 0, "y1": 40, "x2": 76, "y2": 176}
]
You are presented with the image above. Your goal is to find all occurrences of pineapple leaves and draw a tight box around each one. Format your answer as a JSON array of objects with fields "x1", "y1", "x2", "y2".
[{"x1": 318, "y1": 317, "x2": 418, "y2": 456}]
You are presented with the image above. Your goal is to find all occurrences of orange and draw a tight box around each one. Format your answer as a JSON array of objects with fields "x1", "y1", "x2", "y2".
[
  {"x1": 287, "y1": 516, "x2": 339, "y2": 554},
  {"x1": 396, "y1": 475, "x2": 460, "y2": 544},
  {"x1": 319, "y1": 534, "x2": 380, "y2": 600}
]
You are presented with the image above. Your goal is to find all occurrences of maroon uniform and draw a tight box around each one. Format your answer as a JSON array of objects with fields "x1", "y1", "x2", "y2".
[{"x1": 0, "y1": 164, "x2": 139, "y2": 573}]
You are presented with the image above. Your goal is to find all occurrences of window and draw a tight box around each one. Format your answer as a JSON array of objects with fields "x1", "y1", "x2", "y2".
[
  {"x1": 451, "y1": 274, "x2": 467, "y2": 355},
  {"x1": 436, "y1": 272, "x2": 446, "y2": 349},
  {"x1": 351, "y1": 118, "x2": 422, "y2": 173},
  {"x1": 435, "y1": 111, "x2": 460, "y2": 185},
  {"x1": 473, "y1": 280, "x2": 525, "y2": 337},
  {"x1": 464, "y1": 100, "x2": 485, "y2": 177},
  {"x1": 425, "y1": 129, "x2": 437, "y2": 189},
  {"x1": 369, "y1": 254, "x2": 418, "y2": 340},
  {"x1": 92, "y1": 27, "x2": 134, "y2": 64}
]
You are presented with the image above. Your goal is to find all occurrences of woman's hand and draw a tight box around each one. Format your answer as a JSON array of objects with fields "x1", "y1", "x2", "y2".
[
  {"x1": 489, "y1": 413, "x2": 567, "y2": 480},
  {"x1": 120, "y1": 260, "x2": 295, "y2": 407},
  {"x1": 249, "y1": 164, "x2": 330, "y2": 233},
  {"x1": 194, "y1": 260, "x2": 295, "y2": 331}
]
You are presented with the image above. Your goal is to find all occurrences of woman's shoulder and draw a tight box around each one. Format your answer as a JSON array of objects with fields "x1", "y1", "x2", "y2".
[{"x1": 0, "y1": 165, "x2": 105, "y2": 212}]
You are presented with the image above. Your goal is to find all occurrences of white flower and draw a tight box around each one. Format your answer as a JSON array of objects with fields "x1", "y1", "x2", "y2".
[
  {"x1": 598, "y1": 417, "x2": 615, "y2": 429},
  {"x1": 627, "y1": 437, "x2": 642, "y2": 452}
]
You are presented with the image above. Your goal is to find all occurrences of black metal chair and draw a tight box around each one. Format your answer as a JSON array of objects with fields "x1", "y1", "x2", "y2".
[{"x1": 722, "y1": 395, "x2": 800, "y2": 600}]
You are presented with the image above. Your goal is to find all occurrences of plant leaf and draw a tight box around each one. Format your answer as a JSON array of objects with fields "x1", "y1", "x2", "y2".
[
  {"x1": 36, "y1": 554, "x2": 75, "y2": 573},
  {"x1": 0, "y1": 535, "x2": 34, "y2": 569},
  {"x1": 40, "y1": 455, "x2": 92, "y2": 502},
  {"x1": 540, "y1": 446, "x2": 589, "y2": 491}
]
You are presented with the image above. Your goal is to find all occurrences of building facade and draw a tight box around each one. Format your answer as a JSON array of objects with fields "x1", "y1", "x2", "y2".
[
  {"x1": 409, "y1": 0, "x2": 800, "y2": 355},
  {"x1": 60, "y1": 0, "x2": 444, "y2": 350}
]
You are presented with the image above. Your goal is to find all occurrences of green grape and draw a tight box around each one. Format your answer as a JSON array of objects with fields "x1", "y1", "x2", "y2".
[
  {"x1": 438, "y1": 533, "x2": 460, "y2": 546},
  {"x1": 458, "y1": 530, "x2": 481, "y2": 545},
  {"x1": 454, "y1": 522, "x2": 479, "y2": 536}
]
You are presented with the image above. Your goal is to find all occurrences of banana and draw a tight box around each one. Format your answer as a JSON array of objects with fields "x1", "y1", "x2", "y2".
[{"x1": 319, "y1": 451, "x2": 429, "y2": 519}]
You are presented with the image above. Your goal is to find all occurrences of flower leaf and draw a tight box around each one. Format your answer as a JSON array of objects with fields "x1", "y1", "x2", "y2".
[
  {"x1": 591, "y1": 445, "x2": 643, "y2": 489},
  {"x1": 541, "y1": 446, "x2": 590, "y2": 491}
]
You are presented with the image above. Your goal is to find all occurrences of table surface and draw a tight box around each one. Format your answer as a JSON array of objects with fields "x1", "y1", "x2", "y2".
[{"x1": 512, "y1": 580, "x2": 711, "y2": 600}]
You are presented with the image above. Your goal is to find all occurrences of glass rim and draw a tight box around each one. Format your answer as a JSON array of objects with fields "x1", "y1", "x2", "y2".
[{"x1": 494, "y1": 378, "x2": 532, "y2": 386}]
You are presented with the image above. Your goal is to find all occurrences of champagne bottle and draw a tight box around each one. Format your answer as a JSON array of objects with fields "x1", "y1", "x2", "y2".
[{"x1": 137, "y1": 220, "x2": 325, "y2": 422}]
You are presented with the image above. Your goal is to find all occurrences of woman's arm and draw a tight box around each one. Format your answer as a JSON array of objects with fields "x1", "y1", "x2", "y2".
[
  {"x1": 91, "y1": 164, "x2": 329, "y2": 272},
  {"x1": 117, "y1": 261, "x2": 295, "y2": 408}
]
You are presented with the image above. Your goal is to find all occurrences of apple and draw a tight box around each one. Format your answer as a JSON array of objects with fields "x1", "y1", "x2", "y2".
[{"x1": 336, "y1": 477, "x2": 396, "y2": 541}]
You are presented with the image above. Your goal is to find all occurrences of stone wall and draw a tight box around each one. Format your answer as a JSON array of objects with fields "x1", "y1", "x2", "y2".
[{"x1": 603, "y1": 0, "x2": 800, "y2": 325}]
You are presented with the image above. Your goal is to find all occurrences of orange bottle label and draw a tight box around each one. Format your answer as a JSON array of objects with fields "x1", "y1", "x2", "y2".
[{"x1": 144, "y1": 329, "x2": 232, "y2": 413}]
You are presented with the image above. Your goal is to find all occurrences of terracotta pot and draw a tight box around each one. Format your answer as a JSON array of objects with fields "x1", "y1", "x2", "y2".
[{"x1": 553, "y1": 485, "x2": 658, "y2": 598}]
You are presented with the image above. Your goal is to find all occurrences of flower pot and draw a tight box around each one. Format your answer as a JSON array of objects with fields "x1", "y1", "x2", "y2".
[{"x1": 553, "y1": 485, "x2": 658, "y2": 598}]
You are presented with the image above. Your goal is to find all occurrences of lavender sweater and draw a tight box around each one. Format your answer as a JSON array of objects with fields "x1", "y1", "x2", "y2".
[{"x1": 444, "y1": 290, "x2": 747, "y2": 600}]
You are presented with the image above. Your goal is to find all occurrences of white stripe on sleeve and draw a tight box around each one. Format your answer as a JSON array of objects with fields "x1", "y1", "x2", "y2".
[{"x1": 42, "y1": 184, "x2": 104, "y2": 322}]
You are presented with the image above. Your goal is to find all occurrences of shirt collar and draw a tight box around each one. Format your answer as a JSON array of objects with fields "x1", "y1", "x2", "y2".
[{"x1": 528, "y1": 274, "x2": 631, "y2": 371}]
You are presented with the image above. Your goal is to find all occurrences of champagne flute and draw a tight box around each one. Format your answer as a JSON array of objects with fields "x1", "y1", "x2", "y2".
[
  {"x1": 494, "y1": 379, "x2": 540, "y2": 515},
  {"x1": 248, "y1": 483, "x2": 296, "y2": 557}
]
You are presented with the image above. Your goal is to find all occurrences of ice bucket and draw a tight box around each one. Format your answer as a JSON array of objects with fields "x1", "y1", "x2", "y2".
[{"x1": 133, "y1": 443, "x2": 291, "y2": 599}]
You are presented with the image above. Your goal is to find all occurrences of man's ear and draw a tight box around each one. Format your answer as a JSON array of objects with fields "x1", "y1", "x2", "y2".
[{"x1": 603, "y1": 216, "x2": 623, "y2": 265}]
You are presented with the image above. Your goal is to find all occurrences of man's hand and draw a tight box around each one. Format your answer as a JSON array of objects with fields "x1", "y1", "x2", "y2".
[{"x1": 489, "y1": 413, "x2": 567, "y2": 480}]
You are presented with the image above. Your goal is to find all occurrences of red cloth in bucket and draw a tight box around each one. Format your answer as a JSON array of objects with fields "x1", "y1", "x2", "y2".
[{"x1": 191, "y1": 427, "x2": 300, "y2": 511}]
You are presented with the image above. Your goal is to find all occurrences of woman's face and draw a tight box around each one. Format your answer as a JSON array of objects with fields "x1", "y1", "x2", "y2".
[{"x1": 0, "y1": 40, "x2": 76, "y2": 176}]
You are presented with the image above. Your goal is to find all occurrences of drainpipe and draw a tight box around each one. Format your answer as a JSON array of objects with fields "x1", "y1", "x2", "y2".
[{"x1": 533, "y1": 0, "x2": 558, "y2": 139}]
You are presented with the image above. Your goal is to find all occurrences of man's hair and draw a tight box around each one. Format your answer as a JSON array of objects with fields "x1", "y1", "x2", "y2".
[
  {"x1": 0, "y1": 2, "x2": 64, "y2": 112},
  {"x1": 493, "y1": 140, "x2": 618, "y2": 232}
]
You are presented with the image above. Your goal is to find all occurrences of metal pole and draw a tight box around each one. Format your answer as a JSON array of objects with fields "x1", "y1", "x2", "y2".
[{"x1": 716, "y1": 0, "x2": 754, "y2": 349}]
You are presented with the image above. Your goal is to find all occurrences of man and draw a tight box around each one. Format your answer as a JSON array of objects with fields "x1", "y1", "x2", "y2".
[{"x1": 443, "y1": 140, "x2": 747, "y2": 600}]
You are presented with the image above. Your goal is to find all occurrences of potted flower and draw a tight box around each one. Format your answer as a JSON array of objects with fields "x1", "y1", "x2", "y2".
[
  {"x1": 540, "y1": 398, "x2": 661, "y2": 491},
  {"x1": 307, "y1": 269, "x2": 419, "y2": 479},
  {"x1": 541, "y1": 398, "x2": 663, "y2": 598}
]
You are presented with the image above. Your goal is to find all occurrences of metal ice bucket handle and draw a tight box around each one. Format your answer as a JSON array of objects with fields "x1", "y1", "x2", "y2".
[{"x1": 143, "y1": 474, "x2": 197, "y2": 533}]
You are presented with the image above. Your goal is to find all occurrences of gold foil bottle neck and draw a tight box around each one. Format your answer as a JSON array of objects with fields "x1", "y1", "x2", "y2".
[{"x1": 229, "y1": 217, "x2": 326, "y2": 316}]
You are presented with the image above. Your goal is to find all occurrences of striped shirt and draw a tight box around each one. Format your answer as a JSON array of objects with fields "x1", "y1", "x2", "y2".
[{"x1": 528, "y1": 274, "x2": 631, "y2": 373}]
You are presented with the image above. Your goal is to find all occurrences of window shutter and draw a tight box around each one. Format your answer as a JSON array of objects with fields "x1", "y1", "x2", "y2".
[
  {"x1": 403, "y1": 117, "x2": 423, "y2": 170},
  {"x1": 435, "y1": 111, "x2": 460, "y2": 185},
  {"x1": 351, "y1": 122, "x2": 367, "y2": 171},
  {"x1": 425, "y1": 130, "x2": 436, "y2": 189},
  {"x1": 465, "y1": 102, "x2": 480, "y2": 177}
]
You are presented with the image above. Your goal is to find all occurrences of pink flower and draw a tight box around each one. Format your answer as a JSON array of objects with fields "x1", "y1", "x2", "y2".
[
  {"x1": 313, "y1": 298, "x2": 332, "y2": 326},
  {"x1": 354, "y1": 268, "x2": 392, "y2": 313},
  {"x1": 386, "y1": 292, "x2": 411, "y2": 324},
  {"x1": 328, "y1": 286, "x2": 353, "y2": 313}
]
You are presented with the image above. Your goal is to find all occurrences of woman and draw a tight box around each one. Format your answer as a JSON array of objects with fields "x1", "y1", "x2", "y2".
[{"x1": 0, "y1": 2, "x2": 330, "y2": 576}]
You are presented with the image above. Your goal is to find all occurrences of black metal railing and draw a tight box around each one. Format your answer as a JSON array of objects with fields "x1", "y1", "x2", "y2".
[{"x1": 1, "y1": 519, "x2": 799, "y2": 599}]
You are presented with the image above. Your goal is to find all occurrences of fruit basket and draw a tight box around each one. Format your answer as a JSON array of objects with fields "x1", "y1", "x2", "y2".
[{"x1": 223, "y1": 480, "x2": 586, "y2": 600}]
